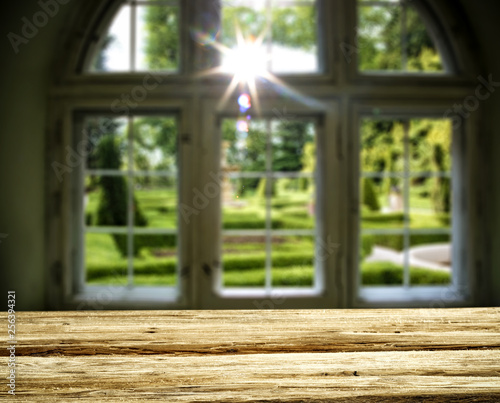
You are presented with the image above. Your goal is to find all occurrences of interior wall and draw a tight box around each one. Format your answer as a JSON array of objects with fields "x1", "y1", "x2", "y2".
[
  {"x1": 0, "y1": 0, "x2": 499, "y2": 309},
  {"x1": 0, "y1": 2, "x2": 74, "y2": 310},
  {"x1": 461, "y1": 0, "x2": 500, "y2": 305}
]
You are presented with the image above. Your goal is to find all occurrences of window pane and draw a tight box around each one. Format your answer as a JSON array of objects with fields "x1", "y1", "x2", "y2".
[
  {"x1": 136, "y1": 5, "x2": 180, "y2": 71},
  {"x1": 408, "y1": 235, "x2": 452, "y2": 286},
  {"x1": 133, "y1": 235, "x2": 178, "y2": 286},
  {"x1": 84, "y1": 117, "x2": 128, "y2": 171},
  {"x1": 409, "y1": 119, "x2": 452, "y2": 174},
  {"x1": 361, "y1": 234, "x2": 405, "y2": 287},
  {"x1": 86, "y1": 233, "x2": 128, "y2": 286},
  {"x1": 133, "y1": 116, "x2": 178, "y2": 173},
  {"x1": 91, "y1": 5, "x2": 131, "y2": 71},
  {"x1": 272, "y1": 120, "x2": 315, "y2": 172},
  {"x1": 357, "y1": 0, "x2": 445, "y2": 73},
  {"x1": 223, "y1": 177, "x2": 266, "y2": 230},
  {"x1": 271, "y1": 178, "x2": 315, "y2": 230},
  {"x1": 221, "y1": 0, "x2": 319, "y2": 74},
  {"x1": 359, "y1": 117, "x2": 454, "y2": 290},
  {"x1": 361, "y1": 119, "x2": 405, "y2": 173},
  {"x1": 222, "y1": 119, "x2": 267, "y2": 173},
  {"x1": 272, "y1": 236, "x2": 314, "y2": 287},
  {"x1": 134, "y1": 177, "x2": 177, "y2": 229},
  {"x1": 360, "y1": 177, "x2": 405, "y2": 230},
  {"x1": 409, "y1": 176, "x2": 452, "y2": 231},
  {"x1": 85, "y1": 175, "x2": 130, "y2": 228},
  {"x1": 89, "y1": 1, "x2": 180, "y2": 73},
  {"x1": 223, "y1": 235, "x2": 267, "y2": 287}
]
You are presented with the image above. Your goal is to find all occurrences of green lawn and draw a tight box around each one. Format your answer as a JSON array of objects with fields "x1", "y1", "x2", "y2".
[{"x1": 85, "y1": 184, "x2": 450, "y2": 287}]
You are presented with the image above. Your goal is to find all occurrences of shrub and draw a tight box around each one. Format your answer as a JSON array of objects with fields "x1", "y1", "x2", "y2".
[
  {"x1": 361, "y1": 178, "x2": 381, "y2": 212},
  {"x1": 95, "y1": 135, "x2": 148, "y2": 257},
  {"x1": 361, "y1": 262, "x2": 451, "y2": 285}
]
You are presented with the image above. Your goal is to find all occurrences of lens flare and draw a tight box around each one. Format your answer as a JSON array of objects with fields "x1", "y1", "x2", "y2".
[
  {"x1": 238, "y1": 93, "x2": 252, "y2": 112},
  {"x1": 236, "y1": 119, "x2": 249, "y2": 132}
]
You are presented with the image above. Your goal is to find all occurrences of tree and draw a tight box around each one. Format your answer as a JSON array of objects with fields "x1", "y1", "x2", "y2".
[
  {"x1": 361, "y1": 178, "x2": 381, "y2": 212},
  {"x1": 358, "y1": 3, "x2": 443, "y2": 72},
  {"x1": 144, "y1": 6, "x2": 179, "y2": 70},
  {"x1": 273, "y1": 121, "x2": 314, "y2": 172}
]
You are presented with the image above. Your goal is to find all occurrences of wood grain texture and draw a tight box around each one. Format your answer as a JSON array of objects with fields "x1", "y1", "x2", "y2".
[{"x1": 1, "y1": 308, "x2": 499, "y2": 401}]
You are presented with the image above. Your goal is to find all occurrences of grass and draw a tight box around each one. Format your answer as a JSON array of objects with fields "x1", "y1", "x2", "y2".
[{"x1": 85, "y1": 184, "x2": 451, "y2": 288}]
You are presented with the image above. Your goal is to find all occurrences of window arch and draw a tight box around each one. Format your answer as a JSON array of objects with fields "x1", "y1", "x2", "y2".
[{"x1": 47, "y1": 0, "x2": 484, "y2": 309}]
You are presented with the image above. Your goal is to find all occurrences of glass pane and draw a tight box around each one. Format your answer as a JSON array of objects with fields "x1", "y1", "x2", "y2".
[
  {"x1": 221, "y1": 0, "x2": 319, "y2": 74},
  {"x1": 136, "y1": 5, "x2": 180, "y2": 71},
  {"x1": 133, "y1": 235, "x2": 178, "y2": 286},
  {"x1": 272, "y1": 236, "x2": 314, "y2": 287},
  {"x1": 361, "y1": 119, "x2": 405, "y2": 173},
  {"x1": 134, "y1": 177, "x2": 177, "y2": 229},
  {"x1": 84, "y1": 117, "x2": 128, "y2": 171},
  {"x1": 133, "y1": 116, "x2": 178, "y2": 173},
  {"x1": 358, "y1": 1, "x2": 445, "y2": 73},
  {"x1": 272, "y1": 178, "x2": 315, "y2": 230},
  {"x1": 86, "y1": 233, "x2": 128, "y2": 285},
  {"x1": 84, "y1": 175, "x2": 130, "y2": 228},
  {"x1": 360, "y1": 177, "x2": 405, "y2": 230},
  {"x1": 405, "y1": 4, "x2": 444, "y2": 72},
  {"x1": 409, "y1": 119, "x2": 452, "y2": 174},
  {"x1": 223, "y1": 235, "x2": 266, "y2": 287},
  {"x1": 409, "y1": 176, "x2": 452, "y2": 230},
  {"x1": 361, "y1": 233, "x2": 405, "y2": 286},
  {"x1": 222, "y1": 119, "x2": 267, "y2": 173},
  {"x1": 272, "y1": 120, "x2": 315, "y2": 172},
  {"x1": 269, "y1": 5, "x2": 318, "y2": 73},
  {"x1": 223, "y1": 177, "x2": 266, "y2": 230},
  {"x1": 408, "y1": 234, "x2": 452, "y2": 286},
  {"x1": 91, "y1": 5, "x2": 131, "y2": 72},
  {"x1": 358, "y1": 4, "x2": 402, "y2": 71}
]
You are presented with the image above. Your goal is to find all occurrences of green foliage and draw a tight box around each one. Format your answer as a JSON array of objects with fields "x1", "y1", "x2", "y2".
[
  {"x1": 257, "y1": 178, "x2": 277, "y2": 198},
  {"x1": 221, "y1": 5, "x2": 316, "y2": 51},
  {"x1": 358, "y1": 3, "x2": 443, "y2": 72},
  {"x1": 144, "y1": 6, "x2": 179, "y2": 70},
  {"x1": 431, "y1": 144, "x2": 451, "y2": 213},
  {"x1": 95, "y1": 135, "x2": 148, "y2": 257},
  {"x1": 361, "y1": 178, "x2": 381, "y2": 212},
  {"x1": 362, "y1": 233, "x2": 450, "y2": 254},
  {"x1": 273, "y1": 121, "x2": 314, "y2": 172},
  {"x1": 361, "y1": 262, "x2": 451, "y2": 285}
]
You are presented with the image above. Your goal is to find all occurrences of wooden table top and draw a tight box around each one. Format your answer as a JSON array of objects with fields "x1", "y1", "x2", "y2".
[{"x1": 1, "y1": 308, "x2": 500, "y2": 401}]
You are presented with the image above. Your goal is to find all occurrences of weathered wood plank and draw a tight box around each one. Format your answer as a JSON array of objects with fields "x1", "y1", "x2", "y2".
[
  {"x1": 1, "y1": 350, "x2": 500, "y2": 401},
  {"x1": 1, "y1": 309, "x2": 499, "y2": 401},
  {"x1": 2, "y1": 309, "x2": 499, "y2": 357}
]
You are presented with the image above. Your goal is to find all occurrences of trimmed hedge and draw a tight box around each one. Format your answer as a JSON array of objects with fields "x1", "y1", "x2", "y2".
[
  {"x1": 362, "y1": 261, "x2": 451, "y2": 285},
  {"x1": 361, "y1": 233, "x2": 451, "y2": 257},
  {"x1": 87, "y1": 251, "x2": 315, "y2": 281}
]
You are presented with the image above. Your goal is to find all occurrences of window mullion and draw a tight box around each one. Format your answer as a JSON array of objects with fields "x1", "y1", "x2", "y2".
[
  {"x1": 127, "y1": 117, "x2": 135, "y2": 287},
  {"x1": 265, "y1": 119, "x2": 273, "y2": 292},
  {"x1": 403, "y1": 119, "x2": 410, "y2": 288}
]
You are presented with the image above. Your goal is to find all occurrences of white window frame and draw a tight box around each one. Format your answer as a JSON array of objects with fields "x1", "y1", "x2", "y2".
[
  {"x1": 48, "y1": 100, "x2": 194, "y2": 310},
  {"x1": 193, "y1": 98, "x2": 342, "y2": 309},
  {"x1": 347, "y1": 102, "x2": 480, "y2": 308}
]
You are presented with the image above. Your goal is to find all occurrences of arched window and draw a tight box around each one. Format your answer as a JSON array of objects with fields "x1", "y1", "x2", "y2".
[{"x1": 47, "y1": 0, "x2": 482, "y2": 309}]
